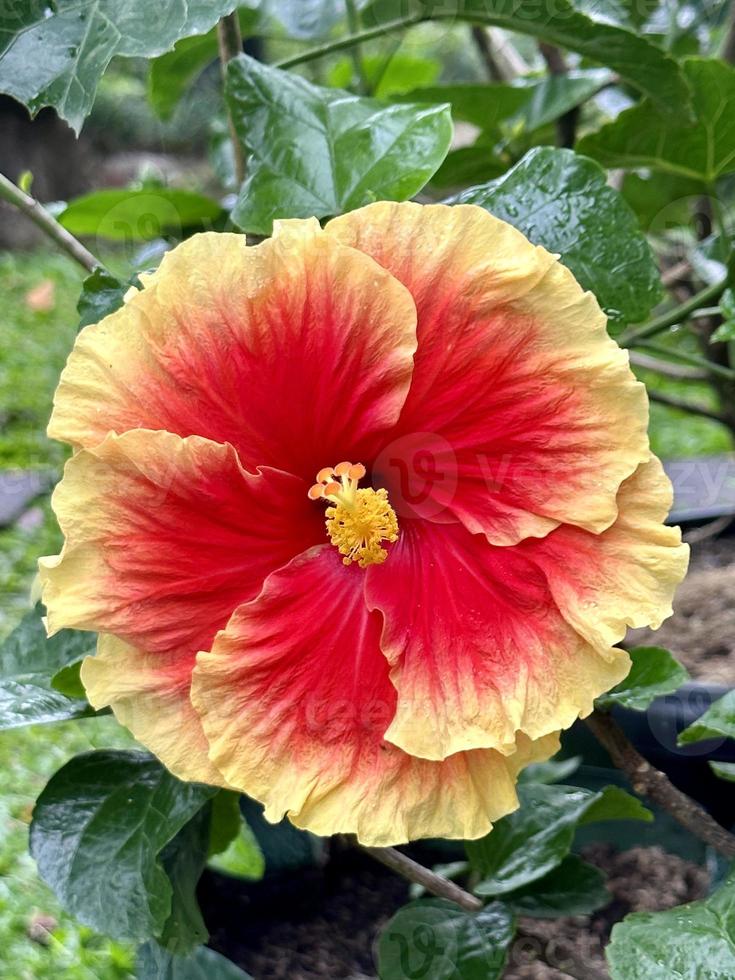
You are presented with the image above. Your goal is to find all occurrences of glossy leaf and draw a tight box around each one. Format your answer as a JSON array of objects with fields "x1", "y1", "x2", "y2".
[
  {"x1": 363, "y1": 0, "x2": 690, "y2": 111},
  {"x1": 208, "y1": 821, "x2": 265, "y2": 880},
  {"x1": 518, "y1": 756, "x2": 582, "y2": 785},
  {"x1": 579, "y1": 58, "x2": 735, "y2": 183},
  {"x1": 468, "y1": 783, "x2": 650, "y2": 897},
  {"x1": 226, "y1": 54, "x2": 452, "y2": 234},
  {"x1": 596, "y1": 647, "x2": 689, "y2": 711},
  {"x1": 678, "y1": 689, "x2": 735, "y2": 745},
  {"x1": 504, "y1": 856, "x2": 610, "y2": 918},
  {"x1": 77, "y1": 268, "x2": 130, "y2": 330},
  {"x1": 711, "y1": 288, "x2": 735, "y2": 343},
  {"x1": 378, "y1": 899, "x2": 514, "y2": 980},
  {"x1": 137, "y1": 941, "x2": 252, "y2": 979},
  {"x1": 430, "y1": 145, "x2": 507, "y2": 189},
  {"x1": 710, "y1": 761, "x2": 735, "y2": 782},
  {"x1": 453, "y1": 147, "x2": 662, "y2": 325},
  {"x1": 0, "y1": 605, "x2": 95, "y2": 729},
  {"x1": 607, "y1": 869, "x2": 735, "y2": 979},
  {"x1": 158, "y1": 806, "x2": 211, "y2": 954},
  {"x1": 58, "y1": 189, "x2": 224, "y2": 242},
  {"x1": 0, "y1": 0, "x2": 239, "y2": 133},
  {"x1": 30, "y1": 751, "x2": 218, "y2": 942}
]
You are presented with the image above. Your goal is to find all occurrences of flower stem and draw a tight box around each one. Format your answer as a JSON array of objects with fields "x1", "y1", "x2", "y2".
[
  {"x1": 362, "y1": 846, "x2": 482, "y2": 912},
  {"x1": 274, "y1": 15, "x2": 424, "y2": 69},
  {"x1": 217, "y1": 12, "x2": 245, "y2": 187},
  {"x1": 618, "y1": 278, "x2": 729, "y2": 347},
  {"x1": 647, "y1": 388, "x2": 726, "y2": 424},
  {"x1": 586, "y1": 709, "x2": 735, "y2": 859},
  {"x1": 0, "y1": 172, "x2": 100, "y2": 274}
]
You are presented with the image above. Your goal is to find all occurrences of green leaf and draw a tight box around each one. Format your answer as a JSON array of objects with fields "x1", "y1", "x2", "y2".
[
  {"x1": 363, "y1": 0, "x2": 690, "y2": 112},
  {"x1": 328, "y1": 53, "x2": 440, "y2": 97},
  {"x1": 577, "y1": 785, "x2": 653, "y2": 825},
  {"x1": 51, "y1": 659, "x2": 86, "y2": 700},
  {"x1": 596, "y1": 647, "x2": 689, "y2": 711},
  {"x1": 452, "y1": 147, "x2": 662, "y2": 326},
  {"x1": 58, "y1": 189, "x2": 224, "y2": 242},
  {"x1": 518, "y1": 756, "x2": 582, "y2": 784},
  {"x1": 30, "y1": 750, "x2": 218, "y2": 942},
  {"x1": 158, "y1": 806, "x2": 211, "y2": 955},
  {"x1": 208, "y1": 790, "x2": 243, "y2": 858},
  {"x1": 607, "y1": 868, "x2": 735, "y2": 979},
  {"x1": 468, "y1": 783, "x2": 650, "y2": 897},
  {"x1": 0, "y1": 605, "x2": 95, "y2": 730},
  {"x1": 430, "y1": 144, "x2": 507, "y2": 190},
  {"x1": 208, "y1": 821, "x2": 265, "y2": 880},
  {"x1": 711, "y1": 288, "x2": 735, "y2": 343},
  {"x1": 579, "y1": 57, "x2": 735, "y2": 183},
  {"x1": 0, "y1": 0, "x2": 239, "y2": 133},
  {"x1": 239, "y1": 796, "x2": 325, "y2": 872},
  {"x1": 147, "y1": 8, "x2": 264, "y2": 120},
  {"x1": 378, "y1": 899, "x2": 514, "y2": 980},
  {"x1": 504, "y1": 856, "x2": 610, "y2": 918},
  {"x1": 226, "y1": 54, "x2": 452, "y2": 235},
  {"x1": 136, "y1": 941, "x2": 252, "y2": 979},
  {"x1": 678, "y1": 689, "x2": 735, "y2": 745},
  {"x1": 77, "y1": 268, "x2": 130, "y2": 329},
  {"x1": 710, "y1": 761, "x2": 735, "y2": 782}
]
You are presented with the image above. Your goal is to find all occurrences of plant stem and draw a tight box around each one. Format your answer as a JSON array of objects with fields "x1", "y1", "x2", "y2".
[
  {"x1": 647, "y1": 388, "x2": 726, "y2": 423},
  {"x1": 586, "y1": 710, "x2": 735, "y2": 859},
  {"x1": 721, "y1": 0, "x2": 735, "y2": 63},
  {"x1": 629, "y1": 350, "x2": 708, "y2": 380},
  {"x1": 217, "y1": 12, "x2": 245, "y2": 187},
  {"x1": 538, "y1": 42, "x2": 578, "y2": 148},
  {"x1": 362, "y1": 846, "x2": 483, "y2": 912},
  {"x1": 618, "y1": 278, "x2": 729, "y2": 347},
  {"x1": 344, "y1": 0, "x2": 370, "y2": 94},
  {"x1": 275, "y1": 15, "x2": 424, "y2": 69},
  {"x1": 635, "y1": 340, "x2": 735, "y2": 382},
  {"x1": 0, "y1": 172, "x2": 100, "y2": 273},
  {"x1": 471, "y1": 25, "x2": 507, "y2": 81}
]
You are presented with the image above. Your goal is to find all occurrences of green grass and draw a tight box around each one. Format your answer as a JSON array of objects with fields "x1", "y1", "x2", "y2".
[{"x1": 0, "y1": 250, "x2": 134, "y2": 979}]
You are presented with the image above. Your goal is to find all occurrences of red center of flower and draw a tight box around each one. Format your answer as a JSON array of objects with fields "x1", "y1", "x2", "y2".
[{"x1": 308, "y1": 461, "x2": 399, "y2": 567}]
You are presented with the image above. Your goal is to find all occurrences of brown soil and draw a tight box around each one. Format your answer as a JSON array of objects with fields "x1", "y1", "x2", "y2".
[{"x1": 628, "y1": 535, "x2": 735, "y2": 685}]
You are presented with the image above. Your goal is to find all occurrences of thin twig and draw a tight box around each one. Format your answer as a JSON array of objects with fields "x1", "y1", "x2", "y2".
[
  {"x1": 362, "y1": 846, "x2": 482, "y2": 912},
  {"x1": 635, "y1": 341, "x2": 735, "y2": 382},
  {"x1": 585, "y1": 710, "x2": 735, "y2": 859},
  {"x1": 647, "y1": 389, "x2": 726, "y2": 423},
  {"x1": 345, "y1": 0, "x2": 370, "y2": 93},
  {"x1": 0, "y1": 172, "x2": 100, "y2": 273},
  {"x1": 217, "y1": 12, "x2": 245, "y2": 187},
  {"x1": 629, "y1": 351, "x2": 708, "y2": 380},
  {"x1": 661, "y1": 259, "x2": 692, "y2": 288},
  {"x1": 471, "y1": 25, "x2": 507, "y2": 81},
  {"x1": 618, "y1": 278, "x2": 729, "y2": 347},
  {"x1": 538, "y1": 43, "x2": 579, "y2": 148},
  {"x1": 721, "y1": 0, "x2": 735, "y2": 63}
]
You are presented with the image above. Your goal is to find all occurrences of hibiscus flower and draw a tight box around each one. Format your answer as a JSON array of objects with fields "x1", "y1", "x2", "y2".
[{"x1": 39, "y1": 203, "x2": 688, "y2": 845}]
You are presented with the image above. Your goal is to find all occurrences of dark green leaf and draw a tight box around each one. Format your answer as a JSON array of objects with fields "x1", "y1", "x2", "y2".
[
  {"x1": 430, "y1": 145, "x2": 507, "y2": 190},
  {"x1": 378, "y1": 899, "x2": 514, "y2": 980},
  {"x1": 30, "y1": 750, "x2": 217, "y2": 942},
  {"x1": 226, "y1": 54, "x2": 452, "y2": 235},
  {"x1": 577, "y1": 785, "x2": 653, "y2": 825},
  {"x1": 208, "y1": 790, "x2": 243, "y2": 857},
  {"x1": 468, "y1": 783, "x2": 650, "y2": 897},
  {"x1": 77, "y1": 268, "x2": 130, "y2": 329},
  {"x1": 0, "y1": 605, "x2": 94, "y2": 729},
  {"x1": 504, "y1": 856, "x2": 610, "y2": 918},
  {"x1": 596, "y1": 647, "x2": 689, "y2": 711},
  {"x1": 402, "y1": 83, "x2": 529, "y2": 131},
  {"x1": 59, "y1": 189, "x2": 224, "y2": 242},
  {"x1": 208, "y1": 821, "x2": 264, "y2": 880},
  {"x1": 158, "y1": 806, "x2": 211, "y2": 954},
  {"x1": 710, "y1": 761, "x2": 735, "y2": 782},
  {"x1": 136, "y1": 941, "x2": 252, "y2": 979},
  {"x1": 607, "y1": 868, "x2": 735, "y2": 979},
  {"x1": 51, "y1": 659, "x2": 86, "y2": 700},
  {"x1": 579, "y1": 57, "x2": 735, "y2": 182},
  {"x1": 453, "y1": 147, "x2": 662, "y2": 325},
  {"x1": 621, "y1": 171, "x2": 703, "y2": 231},
  {"x1": 363, "y1": 0, "x2": 690, "y2": 112},
  {"x1": 239, "y1": 796, "x2": 325, "y2": 872},
  {"x1": 518, "y1": 756, "x2": 582, "y2": 784},
  {"x1": 678, "y1": 689, "x2": 735, "y2": 745},
  {"x1": 0, "y1": 0, "x2": 239, "y2": 133},
  {"x1": 147, "y1": 8, "x2": 264, "y2": 120}
]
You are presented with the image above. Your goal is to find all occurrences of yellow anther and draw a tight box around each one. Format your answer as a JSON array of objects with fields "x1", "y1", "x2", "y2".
[{"x1": 308, "y1": 461, "x2": 399, "y2": 567}]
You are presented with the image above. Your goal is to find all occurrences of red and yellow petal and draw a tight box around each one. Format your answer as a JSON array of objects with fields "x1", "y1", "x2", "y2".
[
  {"x1": 518, "y1": 455, "x2": 689, "y2": 650},
  {"x1": 39, "y1": 429, "x2": 322, "y2": 651},
  {"x1": 49, "y1": 221, "x2": 417, "y2": 480},
  {"x1": 327, "y1": 202, "x2": 649, "y2": 545},
  {"x1": 192, "y1": 546, "x2": 559, "y2": 845},
  {"x1": 81, "y1": 635, "x2": 225, "y2": 786},
  {"x1": 366, "y1": 520, "x2": 631, "y2": 761}
]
